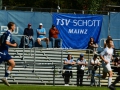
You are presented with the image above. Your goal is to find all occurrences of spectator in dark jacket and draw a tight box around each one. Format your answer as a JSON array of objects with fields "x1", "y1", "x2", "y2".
[{"x1": 23, "y1": 24, "x2": 34, "y2": 48}]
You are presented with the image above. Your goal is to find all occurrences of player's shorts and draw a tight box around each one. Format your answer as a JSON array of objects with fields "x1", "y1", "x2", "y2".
[
  {"x1": 102, "y1": 63, "x2": 112, "y2": 73},
  {"x1": 0, "y1": 51, "x2": 12, "y2": 64}
]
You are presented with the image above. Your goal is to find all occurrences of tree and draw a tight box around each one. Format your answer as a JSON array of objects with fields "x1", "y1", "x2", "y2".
[{"x1": 2, "y1": 0, "x2": 120, "y2": 13}]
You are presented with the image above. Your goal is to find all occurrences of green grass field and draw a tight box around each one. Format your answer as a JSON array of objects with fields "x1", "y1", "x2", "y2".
[{"x1": 0, "y1": 85, "x2": 119, "y2": 90}]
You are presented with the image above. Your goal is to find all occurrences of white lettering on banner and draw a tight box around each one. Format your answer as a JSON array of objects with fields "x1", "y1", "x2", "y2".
[
  {"x1": 56, "y1": 19, "x2": 70, "y2": 26},
  {"x1": 68, "y1": 29, "x2": 87, "y2": 34},
  {"x1": 0, "y1": 26, "x2": 19, "y2": 34},
  {"x1": 73, "y1": 20, "x2": 100, "y2": 26},
  {"x1": 56, "y1": 18, "x2": 100, "y2": 26}
]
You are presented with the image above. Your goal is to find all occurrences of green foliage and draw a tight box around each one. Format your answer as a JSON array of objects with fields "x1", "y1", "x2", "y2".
[
  {"x1": 88, "y1": 0, "x2": 102, "y2": 14},
  {"x1": 2, "y1": 0, "x2": 120, "y2": 13}
]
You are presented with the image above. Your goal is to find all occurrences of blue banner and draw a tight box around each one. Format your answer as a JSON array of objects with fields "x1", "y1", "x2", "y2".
[{"x1": 53, "y1": 13, "x2": 103, "y2": 49}]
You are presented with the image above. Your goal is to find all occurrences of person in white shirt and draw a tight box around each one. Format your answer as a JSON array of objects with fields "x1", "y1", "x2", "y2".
[
  {"x1": 77, "y1": 54, "x2": 87, "y2": 86},
  {"x1": 89, "y1": 54, "x2": 100, "y2": 86},
  {"x1": 100, "y1": 39, "x2": 113, "y2": 87}
]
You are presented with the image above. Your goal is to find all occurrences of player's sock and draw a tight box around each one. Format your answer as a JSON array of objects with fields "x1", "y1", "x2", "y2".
[
  {"x1": 4, "y1": 70, "x2": 11, "y2": 79},
  {"x1": 108, "y1": 77, "x2": 112, "y2": 87}
]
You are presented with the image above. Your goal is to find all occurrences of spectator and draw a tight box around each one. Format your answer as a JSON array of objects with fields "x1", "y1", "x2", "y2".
[
  {"x1": 63, "y1": 54, "x2": 75, "y2": 86},
  {"x1": 77, "y1": 54, "x2": 87, "y2": 86},
  {"x1": 109, "y1": 56, "x2": 120, "y2": 90},
  {"x1": 114, "y1": 56, "x2": 120, "y2": 75},
  {"x1": 49, "y1": 25, "x2": 62, "y2": 48},
  {"x1": 87, "y1": 37, "x2": 98, "y2": 54},
  {"x1": 104, "y1": 35, "x2": 114, "y2": 48},
  {"x1": 23, "y1": 24, "x2": 34, "y2": 48},
  {"x1": 36, "y1": 23, "x2": 49, "y2": 48},
  {"x1": 88, "y1": 54, "x2": 100, "y2": 86}
]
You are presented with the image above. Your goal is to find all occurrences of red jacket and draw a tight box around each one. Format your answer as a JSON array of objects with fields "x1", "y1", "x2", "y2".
[{"x1": 49, "y1": 28, "x2": 59, "y2": 38}]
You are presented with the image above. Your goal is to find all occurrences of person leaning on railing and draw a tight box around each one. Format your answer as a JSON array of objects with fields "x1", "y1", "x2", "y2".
[
  {"x1": 88, "y1": 54, "x2": 100, "y2": 86},
  {"x1": 76, "y1": 54, "x2": 87, "y2": 86},
  {"x1": 109, "y1": 55, "x2": 120, "y2": 90},
  {"x1": 63, "y1": 54, "x2": 76, "y2": 86},
  {"x1": 87, "y1": 37, "x2": 98, "y2": 54},
  {"x1": 114, "y1": 56, "x2": 120, "y2": 75}
]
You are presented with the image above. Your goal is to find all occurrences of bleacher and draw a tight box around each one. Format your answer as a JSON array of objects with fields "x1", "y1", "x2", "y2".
[{"x1": 0, "y1": 48, "x2": 119, "y2": 86}]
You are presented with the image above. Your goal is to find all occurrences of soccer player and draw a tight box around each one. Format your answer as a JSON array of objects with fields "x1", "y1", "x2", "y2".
[
  {"x1": 99, "y1": 39, "x2": 113, "y2": 87},
  {"x1": 0, "y1": 22, "x2": 17, "y2": 86}
]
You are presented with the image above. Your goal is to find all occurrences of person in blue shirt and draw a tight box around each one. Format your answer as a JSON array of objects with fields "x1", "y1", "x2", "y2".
[
  {"x1": 0, "y1": 22, "x2": 17, "y2": 86},
  {"x1": 63, "y1": 54, "x2": 75, "y2": 86},
  {"x1": 36, "y1": 23, "x2": 49, "y2": 48}
]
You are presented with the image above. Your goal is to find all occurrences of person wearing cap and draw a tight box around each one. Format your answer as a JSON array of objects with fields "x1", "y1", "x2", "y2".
[
  {"x1": 88, "y1": 54, "x2": 100, "y2": 86},
  {"x1": 23, "y1": 24, "x2": 34, "y2": 48},
  {"x1": 36, "y1": 23, "x2": 49, "y2": 48},
  {"x1": 49, "y1": 24, "x2": 62, "y2": 48},
  {"x1": 76, "y1": 54, "x2": 87, "y2": 86}
]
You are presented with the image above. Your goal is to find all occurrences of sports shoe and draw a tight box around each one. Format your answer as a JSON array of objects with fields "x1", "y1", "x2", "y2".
[
  {"x1": 1, "y1": 78, "x2": 10, "y2": 86},
  {"x1": 109, "y1": 85, "x2": 116, "y2": 90}
]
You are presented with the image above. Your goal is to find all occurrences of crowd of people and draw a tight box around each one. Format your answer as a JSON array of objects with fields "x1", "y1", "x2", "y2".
[
  {"x1": 22, "y1": 22, "x2": 100, "y2": 51},
  {"x1": 22, "y1": 23, "x2": 62, "y2": 48},
  {"x1": 0, "y1": 22, "x2": 119, "y2": 90},
  {"x1": 62, "y1": 36, "x2": 120, "y2": 90}
]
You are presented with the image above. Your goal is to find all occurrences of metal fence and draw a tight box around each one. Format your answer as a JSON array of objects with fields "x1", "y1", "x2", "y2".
[
  {"x1": 0, "y1": 6, "x2": 110, "y2": 15},
  {"x1": 3, "y1": 47, "x2": 119, "y2": 86}
]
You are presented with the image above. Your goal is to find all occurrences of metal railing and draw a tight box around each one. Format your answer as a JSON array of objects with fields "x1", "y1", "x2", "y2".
[
  {"x1": 12, "y1": 35, "x2": 26, "y2": 60},
  {"x1": 4, "y1": 48, "x2": 101, "y2": 86},
  {"x1": 5, "y1": 62, "x2": 102, "y2": 86},
  {"x1": 100, "y1": 38, "x2": 120, "y2": 48},
  {"x1": 0, "y1": 6, "x2": 110, "y2": 15}
]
